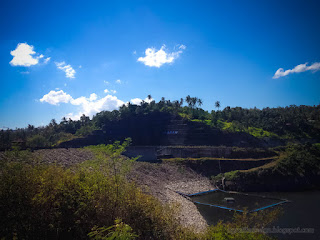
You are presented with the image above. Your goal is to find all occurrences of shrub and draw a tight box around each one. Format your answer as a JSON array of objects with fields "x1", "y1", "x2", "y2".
[
  {"x1": 0, "y1": 140, "x2": 191, "y2": 239},
  {"x1": 26, "y1": 134, "x2": 50, "y2": 148},
  {"x1": 76, "y1": 125, "x2": 97, "y2": 137},
  {"x1": 88, "y1": 219, "x2": 138, "y2": 240}
]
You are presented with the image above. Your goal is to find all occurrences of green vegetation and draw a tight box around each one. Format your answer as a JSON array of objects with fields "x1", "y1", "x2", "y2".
[
  {"x1": 0, "y1": 140, "x2": 185, "y2": 239},
  {"x1": 0, "y1": 141, "x2": 278, "y2": 239},
  {"x1": 213, "y1": 144, "x2": 320, "y2": 189},
  {"x1": 0, "y1": 94, "x2": 319, "y2": 155},
  {"x1": 76, "y1": 125, "x2": 98, "y2": 137},
  {"x1": 274, "y1": 144, "x2": 320, "y2": 176},
  {"x1": 192, "y1": 119, "x2": 280, "y2": 138},
  {"x1": 1, "y1": 96, "x2": 319, "y2": 150}
]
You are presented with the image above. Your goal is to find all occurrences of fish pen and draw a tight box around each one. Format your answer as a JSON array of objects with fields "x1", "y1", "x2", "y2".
[{"x1": 177, "y1": 189, "x2": 290, "y2": 213}]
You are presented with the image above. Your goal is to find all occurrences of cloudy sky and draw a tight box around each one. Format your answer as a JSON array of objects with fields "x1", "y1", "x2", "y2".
[{"x1": 1, "y1": 0, "x2": 320, "y2": 128}]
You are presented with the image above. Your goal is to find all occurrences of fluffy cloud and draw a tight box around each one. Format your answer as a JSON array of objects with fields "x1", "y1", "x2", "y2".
[
  {"x1": 115, "y1": 79, "x2": 121, "y2": 84},
  {"x1": 137, "y1": 44, "x2": 186, "y2": 67},
  {"x1": 130, "y1": 98, "x2": 143, "y2": 105},
  {"x1": 10, "y1": 43, "x2": 41, "y2": 67},
  {"x1": 130, "y1": 97, "x2": 154, "y2": 105},
  {"x1": 273, "y1": 62, "x2": 320, "y2": 79},
  {"x1": 40, "y1": 90, "x2": 73, "y2": 105},
  {"x1": 55, "y1": 61, "x2": 76, "y2": 79},
  {"x1": 104, "y1": 89, "x2": 117, "y2": 94},
  {"x1": 40, "y1": 90, "x2": 124, "y2": 119},
  {"x1": 89, "y1": 93, "x2": 98, "y2": 101}
]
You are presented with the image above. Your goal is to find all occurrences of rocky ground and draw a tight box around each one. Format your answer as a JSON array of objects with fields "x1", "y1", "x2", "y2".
[
  {"x1": 130, "y1": 162, "x2": 215, "y2": 231},
  {"x1": 32, "y1": 148, "x2": 94, "y2": 166}
]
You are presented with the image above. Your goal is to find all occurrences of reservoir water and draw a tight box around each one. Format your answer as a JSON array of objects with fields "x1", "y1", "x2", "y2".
[{"x1": 192, "y1": 191, "x2": 320, "y2": 240}]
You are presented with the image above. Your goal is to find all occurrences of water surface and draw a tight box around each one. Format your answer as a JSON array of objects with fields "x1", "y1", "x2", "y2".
[{"x1": 193, "y1": 191, "x2": 320, "y2": 240}]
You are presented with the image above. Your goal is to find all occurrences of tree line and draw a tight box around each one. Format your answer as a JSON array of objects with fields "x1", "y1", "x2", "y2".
[{"x1": 1, "y1": 95, "x2": 319, "y2": 150}]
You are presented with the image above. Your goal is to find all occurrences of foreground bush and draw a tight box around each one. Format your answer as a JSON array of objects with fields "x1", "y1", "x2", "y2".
[
  {"x1": 0, "y1": 141, "x2": 276, "y2": 239},
  {"x1": 0, "y1": 140, "x2": 195, "y2": 239}
]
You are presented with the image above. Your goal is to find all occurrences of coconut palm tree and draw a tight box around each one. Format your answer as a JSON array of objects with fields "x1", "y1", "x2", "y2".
[
  {"x1": 191, "y1": 97, "x2": 197, "y2": 109},
  {"x1": 179, "y1": 98, "x2": 184, "y2": 107},
  {"x1": 215, "y1": 101, "x2": 221, "y2": 111},
  {"x1": 185, "y1": 95, "x2": 191, "y2": 108}
]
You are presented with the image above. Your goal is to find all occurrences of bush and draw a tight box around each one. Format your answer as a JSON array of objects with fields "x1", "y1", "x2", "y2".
[
  {"x1": 88, "y1": 219, "x2": 138, "y2": 240},
  {"x1": 26, "y1": 134, "x2": 51, "y2": 148},
  {"x1": 76, "y1": 125, "x2": 97, "y2": 137},
  {"x1": 0, "y1": 140, "x2": 191, "y2": 239}
]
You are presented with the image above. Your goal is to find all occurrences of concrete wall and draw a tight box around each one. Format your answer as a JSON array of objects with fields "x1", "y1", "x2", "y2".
[
  {"x1": 160, "y1": 147, "x2": 233, "y2": 158},
  {"x1": 181, "y1": 158, "x2": 274, "y2": 177},
  {"x1": 122, "y1": 145, "x2": 276, "y2": 162},
  {"x1": 123, "y1": 146, "x2": 158, "y2": 162}
]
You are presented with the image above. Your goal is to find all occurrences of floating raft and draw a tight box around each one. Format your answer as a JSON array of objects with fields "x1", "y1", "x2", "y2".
[{"x1": 176, "y1": 189, "x2": 290, "y2": 213}]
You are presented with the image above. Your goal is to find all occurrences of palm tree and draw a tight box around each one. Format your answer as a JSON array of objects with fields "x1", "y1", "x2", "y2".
[
  {"x1": 147, "y1": 94, "x2": 152, "y2": 102},
  {"x1": 215, "y1": 101, "x2": 221, "y2": 111},
  {"x1": 50, "y1": 119, "x2": 57, "y2": 127},
  {"x1": 191, "y1": 97, "x2": 197, "y2": 109},
  {"x1": 197, "y1": 98, "x2": 203, "y2": 107},
  {"x1": 61, "y1": 117, "x2": 67, "y2": 124},
  {"x1": 179, "y1": 98, "x2": 184, "y2": 107},
  {"x1": 185, "y1": 95, "x2": 191, "y2": 108}
]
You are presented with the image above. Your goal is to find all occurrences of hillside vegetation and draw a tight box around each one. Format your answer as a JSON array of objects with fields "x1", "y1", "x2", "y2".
[
  {"x1": 213, "y1": 143, "x2": 320, "y2": 191},
  {"x1": 1, "y1": 96, "x2": 319, "y2": 149}
]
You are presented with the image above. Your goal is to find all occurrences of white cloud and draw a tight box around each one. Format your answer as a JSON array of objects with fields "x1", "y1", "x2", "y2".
[
  {"x1": 130, "y1": 97, "x2": 154, "y2": 105},
  {"x1": 115, "y1": 79, "x2": 121, "y2": 84},
  {"x1": 89, "y1": 93, "x2": 98, "y2": 101},
  {"x1": 55, "y1": 61, "x2": 76, "y2": 79},
  {"x1": 130, "y1": 98, "x2": 143, "y2": 105},
  {"x1": 40, "y1": 90, "x2": 124, "y2": 120},
  {"x1": 40, "y1": 90, "x2": 73, "y2": 105},
  {"x1": 179, "y1": 44, "x2": 186, "y2": 50},
  {"x1": 44, "y1": 57, "x2": 51, "y2": 64},
  {"x1": 104, "y1": 80, "x2": 109, "y2": 84},
  {"x1": 104, "y1": 89, "x2": 116, "y2": 94},
  {"x1": 137, "y1": 44, "x2": 186, "y2": 67},
  {"x1": 74, "y1": 95, "x2": 124, "y2": 119},
  {"x1": 273, "y1": 62, "x2": 320, "y2": 79},
  {"x1": 10, "y1": 43, "x2": 41, "y2": 67}
]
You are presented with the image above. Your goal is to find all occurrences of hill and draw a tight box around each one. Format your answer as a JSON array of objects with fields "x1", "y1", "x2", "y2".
[{"x1": 1, "y1": 96, "x2": 319, "y2": 150}]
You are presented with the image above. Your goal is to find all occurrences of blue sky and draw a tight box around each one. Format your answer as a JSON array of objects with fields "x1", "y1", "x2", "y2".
[{"x1": 1, "y1": 0, "x2": 320, "y2": 129}]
